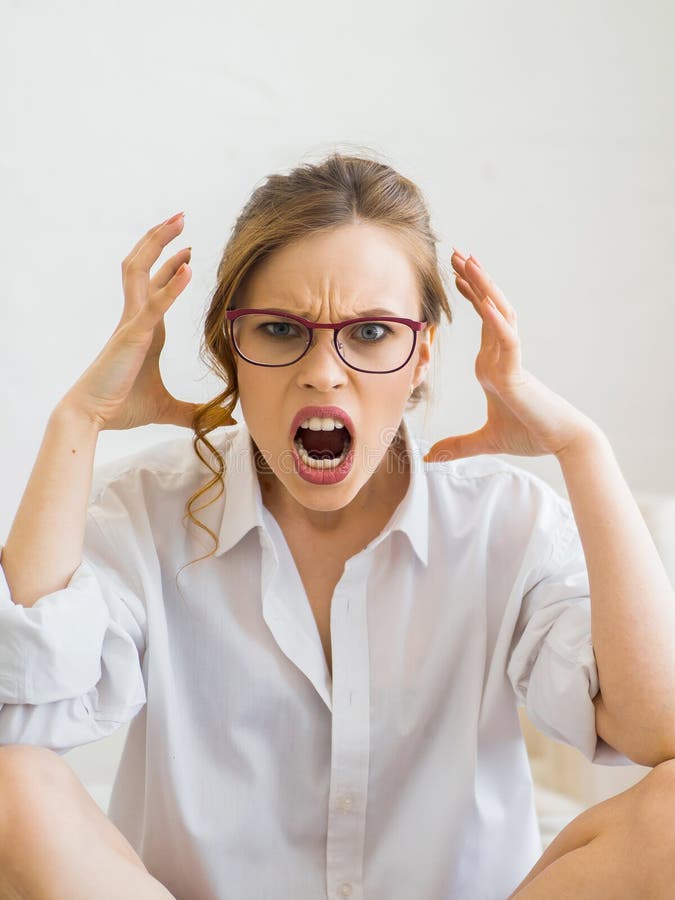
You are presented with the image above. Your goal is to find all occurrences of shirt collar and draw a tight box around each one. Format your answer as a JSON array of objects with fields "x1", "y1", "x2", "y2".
[
  {"x1": 214, "y1": 422, "x2": 267, "y2": 557},
  {"x1": 215, "y1": 413, "x2": 429, "y2": 567}
]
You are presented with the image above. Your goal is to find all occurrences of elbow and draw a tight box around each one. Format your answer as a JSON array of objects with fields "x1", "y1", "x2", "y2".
[{"x1": 593, "y1": 690, "x2": 675, "y2": 768}]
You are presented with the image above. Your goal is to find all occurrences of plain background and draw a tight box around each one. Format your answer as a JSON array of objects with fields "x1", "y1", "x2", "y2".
[{"x1": 2, "y1": 0, "x2": 674, "y2": 545}]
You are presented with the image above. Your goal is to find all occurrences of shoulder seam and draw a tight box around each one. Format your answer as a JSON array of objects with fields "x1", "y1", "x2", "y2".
[
  {"x1": 90, "y1": 434, "x2": 217, "y2": 504},
  {"x1": 423, "y1": 462, "x2": 529, "y2": 484}
]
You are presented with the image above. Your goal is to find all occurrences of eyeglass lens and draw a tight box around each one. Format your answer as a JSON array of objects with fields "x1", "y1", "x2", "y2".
[{"x1": 231, "y1": 314, "x2": 415, "y2": 373}]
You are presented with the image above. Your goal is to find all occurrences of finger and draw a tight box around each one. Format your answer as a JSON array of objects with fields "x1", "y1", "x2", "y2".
[
  {"x1": 452, "y1": 249, "x2": 516, "y2": 325},
  {"x1": 454, "y1": 274, "x2": 482, "y2": 307},
  {"x1": 453, "y1": 275, "x2": 499, "y2": 353},
  {"x1": 481, "y1": 294, "x2": 521, "y2": 367},
  {"x1": 149, "y1": 246, "x2": 192, "y2": 293},
  {"x1": 451, "y1": 252, "x2": 485, "y2": 307},
  {"x1": 121, "y1": 213, "x2": 186, "y2": 314},
  {"x1": 450, "y1": 248, "x2": 470, "y2": 279},
  {"x1": 450, "y1": 250, "x2": 480, "y2": 299},
  {"x1": 134, "y1": 261, "x2": 192, "y2": 331},
  {"x1": 121, "y1": 213, "x2": 184, "y2": 275},
  {"x1": 463, "y1": 257, "x2": 517, "y2": 327},
  {"x1": 452, "y1": 251, "x2": 509, "y2": 357},
  {"x1": 423, "y1": 428, "x2": 492, "y2": 462}
]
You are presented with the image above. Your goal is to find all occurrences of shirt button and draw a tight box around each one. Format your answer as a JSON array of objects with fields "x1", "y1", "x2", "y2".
[
  {"x1": 339, "y1": 884, "x2": 353, "y2": 897},
  {"x1": 340, "y1": 795, "x2": 353, "y2": 812}
]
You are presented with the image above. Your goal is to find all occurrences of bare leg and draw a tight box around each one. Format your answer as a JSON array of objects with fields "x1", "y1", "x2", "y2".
[
  {"x1": 508, "y1": 758, "x2": 675, "y2": 898},
  {"x1": 0, "y1": 744, "x2": 177, "y2": 900}
]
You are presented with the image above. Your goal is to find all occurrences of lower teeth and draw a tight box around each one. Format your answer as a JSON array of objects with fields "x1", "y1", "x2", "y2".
[{"x1": 294, "y1": 437, "x2": 351, "y2": 470}]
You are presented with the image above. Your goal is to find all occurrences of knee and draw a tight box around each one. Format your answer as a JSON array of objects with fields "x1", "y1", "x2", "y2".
[
  {"x1": 0, "y1": 742, "x2": 74, "y2": 787},
  {"x1": 631, "y1": 758, "x2": 675, "y2": 852},
  {"x1": 0, "y1": 744, "x2": 81, "y2": 830}
]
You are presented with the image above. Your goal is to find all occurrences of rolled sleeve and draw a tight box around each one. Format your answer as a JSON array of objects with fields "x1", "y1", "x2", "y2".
[
  {"x1": 507, "y1": 503, "x2": 633, "y2": 767},
  {"x1": 0, "y1": 554, "x2": 112, "y2": 704},
  {"x1": 0, "y1": 505, "x2": 148, "y2": 753}
]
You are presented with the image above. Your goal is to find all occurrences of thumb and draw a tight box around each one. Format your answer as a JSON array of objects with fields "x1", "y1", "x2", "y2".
[
  {"x1": 158, "y1": 397, "x2": 239, "y2": 429},
  {"x1": 422, "y1": 429, "x2": 492, "y2": 463},
  {"x1": 157, "y1": 399, "x2": 205, "y2": 429}
]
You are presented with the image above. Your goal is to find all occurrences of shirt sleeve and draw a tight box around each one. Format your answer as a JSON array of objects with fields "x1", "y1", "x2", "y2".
[
  {"x1": 0, "y1": 502, "x2": 148, "y2": 755},
  {"x1": 506, "y1": 496, "x2": 634, "y2": 767}
]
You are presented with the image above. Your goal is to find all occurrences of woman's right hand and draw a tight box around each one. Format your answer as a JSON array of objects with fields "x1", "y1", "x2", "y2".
[{"x1": 62, "y1": 212, "x2": 217, "y2": 431}]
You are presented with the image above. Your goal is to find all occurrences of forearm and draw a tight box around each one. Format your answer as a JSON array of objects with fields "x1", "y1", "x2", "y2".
[
  {"x1": 2, "y1": 400, "x2": 101, "y2": 608},
  {"x1": 556, "y1": 427, "x2": 675, "y2": 755}
]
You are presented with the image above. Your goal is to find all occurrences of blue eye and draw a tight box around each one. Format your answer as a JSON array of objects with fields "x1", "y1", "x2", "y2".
[
  {"x1": 261, "y1": 322, "x2": 303, "y2": 338},
  {"x1": 353, "y1": 323, "x2": 391, "y2": 341}
]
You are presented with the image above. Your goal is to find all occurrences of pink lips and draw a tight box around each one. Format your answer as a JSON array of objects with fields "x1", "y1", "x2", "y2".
[{"x1": 289, "y1": 406, "x2": 355, "y2": 440}]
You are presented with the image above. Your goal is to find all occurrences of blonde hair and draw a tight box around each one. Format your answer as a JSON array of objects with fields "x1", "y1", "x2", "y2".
[{"x1": 178, "y1": 148, "x2": 454, "y2": 579}]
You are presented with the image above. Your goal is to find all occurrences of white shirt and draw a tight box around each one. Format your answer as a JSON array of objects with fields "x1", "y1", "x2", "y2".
[{"x1": 0, "y1": 413, "x2": 632, "y2": 900}]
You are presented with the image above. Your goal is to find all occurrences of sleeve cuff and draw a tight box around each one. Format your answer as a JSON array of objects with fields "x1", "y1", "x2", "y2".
[
  {"x1": 524, "y1": 605, "x2": 634, "y2": 766},
  {"x1": 0, "y1": 549, "x2": 111, "y2": 704}
]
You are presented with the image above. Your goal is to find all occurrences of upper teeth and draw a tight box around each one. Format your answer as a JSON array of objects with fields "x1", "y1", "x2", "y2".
[{"x1": 299, "y1": 416, "x2": 346, "y2": 431}]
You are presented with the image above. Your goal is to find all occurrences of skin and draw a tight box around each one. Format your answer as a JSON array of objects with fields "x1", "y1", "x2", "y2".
[{"x1": 234, "y1": 221, "x2": 436, "y2": 536}]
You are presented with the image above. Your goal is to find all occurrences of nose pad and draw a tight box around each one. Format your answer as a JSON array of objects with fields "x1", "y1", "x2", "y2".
[{"x1": 295, "y1": 332, "x2": 349, "y2": 389}]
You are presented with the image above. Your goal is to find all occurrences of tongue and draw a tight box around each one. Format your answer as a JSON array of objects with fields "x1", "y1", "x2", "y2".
[{"x1": 298, "y1": 427, "x2": 348, "y2": 459}]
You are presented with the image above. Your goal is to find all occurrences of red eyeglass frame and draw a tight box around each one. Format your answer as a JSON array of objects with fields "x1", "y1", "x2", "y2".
[{"x1": 224, "y1": 308, "x2": 428, "y2": 374}]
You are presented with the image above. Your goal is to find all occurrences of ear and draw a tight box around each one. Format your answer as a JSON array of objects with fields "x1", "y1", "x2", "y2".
[{"x1": 410, "y1": 324, "x2": 435, "y2": 390}]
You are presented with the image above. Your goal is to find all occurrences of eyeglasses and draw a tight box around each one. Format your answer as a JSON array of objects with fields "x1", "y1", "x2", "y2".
[{"x1": 225, "y1": 308, "x2": 428, "y2": 374}]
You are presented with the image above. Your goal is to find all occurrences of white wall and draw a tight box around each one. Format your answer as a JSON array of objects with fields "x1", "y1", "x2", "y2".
[{"x1": 2, "y1": 0, "x2": 674, "y2": 544}]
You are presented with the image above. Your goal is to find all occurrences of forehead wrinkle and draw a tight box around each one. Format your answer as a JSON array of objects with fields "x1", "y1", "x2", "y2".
[
  {"x1": 265, "y1": 301, "x2": 401, "y2": 323},
  {"x1": 270, "y1": 273, "x2": 402, "y2": 322},
  {"x1": 248, "y1": 263, "x2": 414, "y2": 321}
]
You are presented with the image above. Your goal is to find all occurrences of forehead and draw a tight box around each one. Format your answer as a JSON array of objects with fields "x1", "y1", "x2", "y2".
[{"x1": 240, "y1": 222, "x2": 420, "y2": 316}]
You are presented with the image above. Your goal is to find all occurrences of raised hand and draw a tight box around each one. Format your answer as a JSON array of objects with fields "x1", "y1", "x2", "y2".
[
  {"x1": 423, "y1": 250, "x2": 599, "y2": 462},
  {"x1": 62, "y1": 213, "x2": 224, "y2": 431}
]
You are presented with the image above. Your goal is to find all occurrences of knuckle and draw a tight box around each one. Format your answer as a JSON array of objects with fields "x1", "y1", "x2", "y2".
[{"x1": 147, "y1": 290, "x2": 165, "y2": 312}]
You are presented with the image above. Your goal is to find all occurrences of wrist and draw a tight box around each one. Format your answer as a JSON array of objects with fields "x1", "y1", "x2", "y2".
[
  {"x1": 51, "y1": 396, "x2": 104, "y2": 435},
  {"x1": 555, "y1": 421, "x2": 610, "y2": 463}
]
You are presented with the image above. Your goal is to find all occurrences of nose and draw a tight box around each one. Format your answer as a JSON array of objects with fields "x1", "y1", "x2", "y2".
[{"x1": 294, "y1": 327, "x2": 350, "y2": 390}]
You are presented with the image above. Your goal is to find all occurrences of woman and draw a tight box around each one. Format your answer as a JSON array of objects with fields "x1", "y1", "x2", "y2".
[{"x1": 1, "y1": 153, "x2": 675, "y2": 899}]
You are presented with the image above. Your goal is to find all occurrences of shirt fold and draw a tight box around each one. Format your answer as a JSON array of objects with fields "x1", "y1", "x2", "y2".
[{"x1": 0, "y1": 505, "x2": 148, "y2": 751}]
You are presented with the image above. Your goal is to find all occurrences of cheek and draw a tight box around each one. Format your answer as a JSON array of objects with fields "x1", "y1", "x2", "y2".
[
  {"x1": 380, "y1": 374, "x2": 413, "y2": 406},
  {"x1": 238, "y1": 381, "x2": 291, "y2": 447}
]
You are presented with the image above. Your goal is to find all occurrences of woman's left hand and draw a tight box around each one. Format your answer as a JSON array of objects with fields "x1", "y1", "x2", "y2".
[{"x1": 422, "y1": 250, "x2": 600, "y2": 463}]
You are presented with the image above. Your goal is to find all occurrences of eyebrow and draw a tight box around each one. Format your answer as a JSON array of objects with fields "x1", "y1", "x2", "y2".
[{"x1": 266, "y1": 306, "x2": 400, "y2": 320}]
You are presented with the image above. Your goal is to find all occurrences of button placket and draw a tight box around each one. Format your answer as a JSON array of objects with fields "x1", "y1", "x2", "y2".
[
  {"x1": 326, "y1": 563, "x2": 370, "y2": 900},
  {"x1": 340, "y1": 795, "x2": 354, "y2": 813}
]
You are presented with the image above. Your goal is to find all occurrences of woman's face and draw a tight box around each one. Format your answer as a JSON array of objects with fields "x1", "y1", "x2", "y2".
[{"x1": 233, "y1": 221, "x2": 435, "y2": 523}]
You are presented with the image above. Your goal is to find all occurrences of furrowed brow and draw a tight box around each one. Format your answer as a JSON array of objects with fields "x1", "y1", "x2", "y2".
[{"x1": 272, "y1": 306, "x2": 400, "y2": 320}]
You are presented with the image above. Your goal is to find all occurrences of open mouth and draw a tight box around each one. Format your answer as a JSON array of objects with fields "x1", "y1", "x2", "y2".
[{"x1": 293, "y1": 422, "x2": 353, "y2": 469}]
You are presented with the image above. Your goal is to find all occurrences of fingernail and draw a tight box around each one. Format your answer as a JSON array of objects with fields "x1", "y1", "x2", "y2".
[{"x1": 165, "y1": 211, "x2": 185, "y2": 224}]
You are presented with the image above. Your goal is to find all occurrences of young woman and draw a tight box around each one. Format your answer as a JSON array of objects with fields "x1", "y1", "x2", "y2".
[{"x1": 1, "y1": 154, "x2": 675, "y2": 900}]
